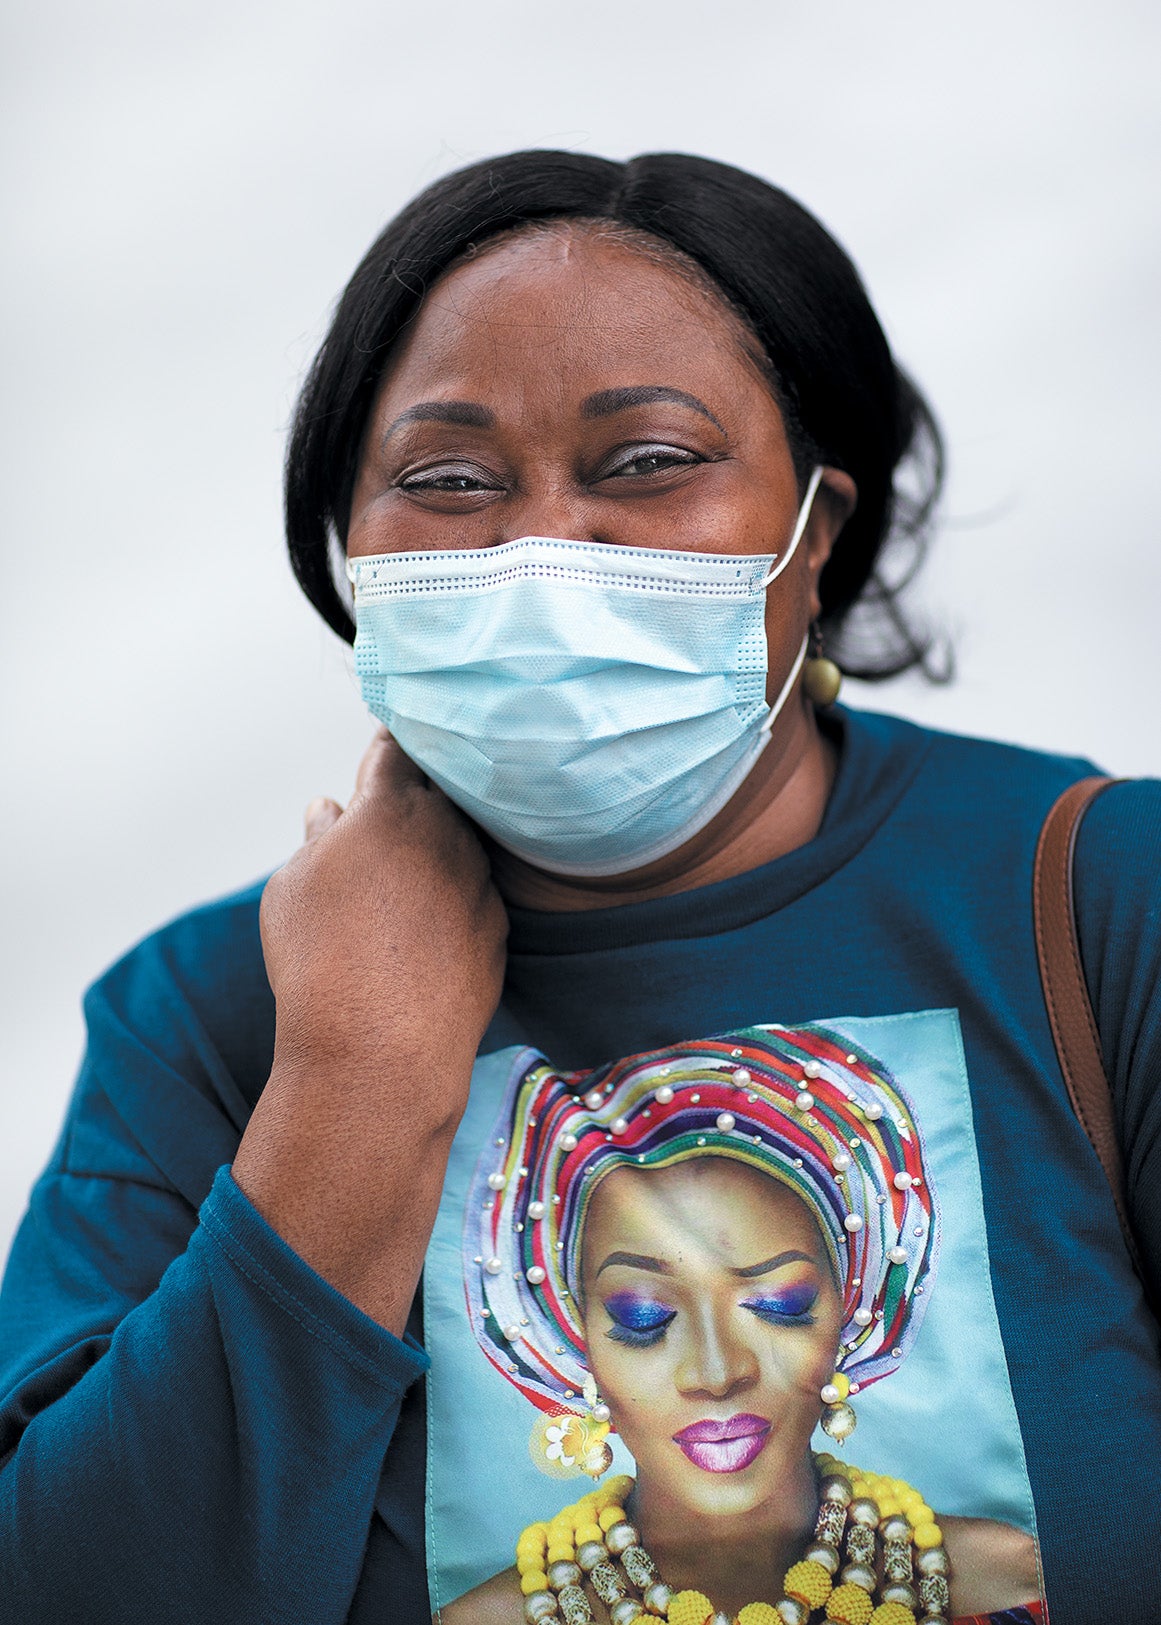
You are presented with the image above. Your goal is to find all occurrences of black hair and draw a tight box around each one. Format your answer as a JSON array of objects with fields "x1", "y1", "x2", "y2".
[{"x1": 286, "y1": 150, "x2": 946, "y2": 680}]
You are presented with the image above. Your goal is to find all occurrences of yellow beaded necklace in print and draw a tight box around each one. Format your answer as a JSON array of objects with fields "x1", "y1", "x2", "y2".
[{"x1": 513, "y1": 1454, "x2": 951, "y2": 1625}]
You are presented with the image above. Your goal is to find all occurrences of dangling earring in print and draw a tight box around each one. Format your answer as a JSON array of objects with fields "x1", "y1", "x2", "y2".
[
  {"x1": 820, "y1": 1371, "x2": 858, "y2": 1442},
  {"x1": 580, "y1": 1373, "x2": 614, "y2": 1479},
  {"x1": 529, "y1": 1406, "x2": 613, "y2": 1481},
  {"x1": 803, "y1": 622, "x2": 843, "y2": 707},
  {"x1": 528, "y1": 1373, "x2": 615, "y2": 1481}
]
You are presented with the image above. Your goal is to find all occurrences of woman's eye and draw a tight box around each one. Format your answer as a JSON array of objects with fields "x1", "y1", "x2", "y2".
[
  {"x1": 603, "y1": 1295, "x2": 677, "y2": 1348},
  {"x1": 741, "y1": 1286, "x2": 819, "y2": 1327},
  {"x1": 603, "y1": 447, "x2": 701, "y2": 479},
  {"x1": 399, "y1": 466, "x2": 501, "y2": 493}
]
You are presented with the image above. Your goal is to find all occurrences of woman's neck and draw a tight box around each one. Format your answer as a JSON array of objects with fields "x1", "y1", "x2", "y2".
[
  {"x1": 490, "y1": 698, "x2": 838, "y2": 913},
  {"x1": 627, "y1": 1454, "x2": 820, "y2": 1620}
]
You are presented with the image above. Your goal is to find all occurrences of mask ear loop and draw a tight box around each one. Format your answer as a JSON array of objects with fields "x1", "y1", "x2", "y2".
[
  {"x1": 759, "y1": 634, "x2": 809, "y2": 737},
  {"x1": 756, "y1": 464, "x2": 825, "y2": 735},
  {"x1": 759, "y1": 464, "x2": 825, "y2": 588}
]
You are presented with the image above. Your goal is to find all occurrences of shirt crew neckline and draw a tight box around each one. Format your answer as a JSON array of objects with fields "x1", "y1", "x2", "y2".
[{"x1": 503, "y1": 705, "x2": 934, "y2": 956}]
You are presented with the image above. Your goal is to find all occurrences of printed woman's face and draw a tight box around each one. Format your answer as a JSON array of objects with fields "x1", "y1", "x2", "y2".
[{"x1": 579, "y1": 1157, "x2": 844, "y2": 1521}]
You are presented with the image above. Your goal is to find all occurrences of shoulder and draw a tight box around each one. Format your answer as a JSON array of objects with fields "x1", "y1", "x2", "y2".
[
  {"x1": 1073, "y1": 776, "x2": 1161, "y2": 893},
  {"x1": 1070, "y1": 778, "x2": 1161, "y2": 1080},
  {"x1": 436, "y1": 1564, "x2": 521, "y2": 1624},
  {"x1": 84, "y1": 880, "x2": 271, "y2": 1053},
  {"x1": 89, "y1": 878, "x2": 268, "y2": 998},
  {"x1": 71, "y1": 881, "x2": 275, "y2": 1178},
  {"x1": 9, "y1": 879, "x2": 277, "y2": 1203},
  {"x1": 862, "y1": 710, "x2": 1159, "y2": 884},
  {"x1": 852, "y1": 706, "x2": 1100, "y2": 795},
  {"x1": 940, "y1": 1513, "x2": 1040, "y2": 1617},
  {"x1": 839, "y1": 706, "x2": 1104, "y2": 854},
  {"x1": 1072, "y1": 776, "x2": 1161, "y2": 954}
]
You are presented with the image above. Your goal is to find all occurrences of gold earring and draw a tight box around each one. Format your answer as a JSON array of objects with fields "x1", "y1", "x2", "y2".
[
  {"x1": 803, "y1": 624, "x2": 842, "y2": 707},
  {"x1": 582, "y1": 1374, "x2": 614, "y2": 1478},
  {"x1": 820, "y1": 1372, "x2": 857, "y2": 1442}
]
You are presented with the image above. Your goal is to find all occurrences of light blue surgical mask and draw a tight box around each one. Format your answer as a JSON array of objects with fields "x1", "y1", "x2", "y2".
[{"x1": 346, "y1": 466, "x2": 823, "y2": 877}]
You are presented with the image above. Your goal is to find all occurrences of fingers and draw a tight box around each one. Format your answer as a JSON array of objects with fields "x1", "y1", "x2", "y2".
[
  {"x1": 302, "y1": 731, "x2": 442, "y2": 848},
  {"x1": 304, "y1": 797, "x2": 343, "y2": 843},
  {"x1": 352, "y1": 727, "x2": 428, "y2": 803}
]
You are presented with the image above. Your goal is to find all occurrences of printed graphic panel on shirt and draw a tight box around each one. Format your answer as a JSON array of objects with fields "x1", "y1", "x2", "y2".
[{"x1": 423, "y1": 1011, "x2": 1042, "y2": 1623}]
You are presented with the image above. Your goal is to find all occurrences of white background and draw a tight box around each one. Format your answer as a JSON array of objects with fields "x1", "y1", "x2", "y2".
[{"x1": 2, "y1": 0, "x2": 1159, "y2": 1266}]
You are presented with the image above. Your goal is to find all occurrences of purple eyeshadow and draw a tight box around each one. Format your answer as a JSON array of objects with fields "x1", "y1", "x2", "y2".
[
  {"x1": 603, "y1": 1292, "x2": 675, "y2": 1331},
  {"x1": 743, "y1": 1279, "x2": 819, "y2": 1319}
]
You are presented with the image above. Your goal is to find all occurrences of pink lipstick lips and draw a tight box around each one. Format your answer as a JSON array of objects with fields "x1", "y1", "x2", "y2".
[{"x1": 672, "y1": 1413, "x2": 772, "y2": 1473}]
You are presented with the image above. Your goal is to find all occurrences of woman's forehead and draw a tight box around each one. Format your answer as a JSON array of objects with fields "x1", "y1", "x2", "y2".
[
  {"x1": 581, "y1": 1156, "x2": 826, "y2": 1268},
  {"x1": 374, "y1": 228, "x2": 767, "y2": 397},
  {"x1": 428, "y1": 225, "x2": 736, "y2": 325}
]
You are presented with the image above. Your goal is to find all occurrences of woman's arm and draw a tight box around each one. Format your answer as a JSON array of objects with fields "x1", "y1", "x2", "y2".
[
  {"x1": 0, "y1": 1165, "x2": 426, "y2": 1624},
  {"x1": 0, "y1": 731, "x2": 506, "y2": 1620},
  {"x1": 233, "y1": 731, "x2": 507, "y2": 1334}
]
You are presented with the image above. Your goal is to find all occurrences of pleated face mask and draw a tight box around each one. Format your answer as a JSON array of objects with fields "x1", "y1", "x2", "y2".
[{"x1": 346, "y1": 466, "x2": 823, "y2": 876}]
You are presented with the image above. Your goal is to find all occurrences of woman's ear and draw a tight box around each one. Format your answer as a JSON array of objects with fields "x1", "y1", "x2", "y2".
[{"x1": 805, "y1": 468, "x2": 857, "y2": 619}]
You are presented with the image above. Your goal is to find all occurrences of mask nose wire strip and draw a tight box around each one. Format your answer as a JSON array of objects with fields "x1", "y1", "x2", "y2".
[{"x1": 759, "y1": 464, "x2": 825, "y2": 589}]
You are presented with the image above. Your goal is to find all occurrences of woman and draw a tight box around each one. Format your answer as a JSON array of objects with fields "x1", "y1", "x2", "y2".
[
  {"x1": 0, "y1": 151, "x2": 1158, "y2": 1625},
  {"x1": 442, "y1": 1030, "x2": 1038, "y2": 1624}
]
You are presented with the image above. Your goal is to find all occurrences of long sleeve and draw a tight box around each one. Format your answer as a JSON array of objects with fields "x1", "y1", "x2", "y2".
[{"x1": 0, "y1": 883, "x2": 429, "y2": 1624}]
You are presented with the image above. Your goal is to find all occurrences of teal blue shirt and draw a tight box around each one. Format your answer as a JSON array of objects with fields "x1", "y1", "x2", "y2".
[{"x1": 1, "y1": 708, "x2": 1158, "y2": 1624}]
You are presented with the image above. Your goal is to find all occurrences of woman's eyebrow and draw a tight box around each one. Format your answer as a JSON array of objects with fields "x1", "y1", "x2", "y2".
[
  {"x1": 379, "y1": 400, "x2": 495, "y2": 446},
  {"x1": 580, "y1": 386, "x2": 726, "y2": 434},
  {"x1": 595, "y1": 1250, "x2": 672, "y2": 1278},
  {"x1": 733, "y1": 1249, "x2": 815, "y2": 1278}
]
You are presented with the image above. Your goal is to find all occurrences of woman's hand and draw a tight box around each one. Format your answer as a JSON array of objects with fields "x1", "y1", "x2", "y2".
[
  {"x1": 260, "y1": 728, "x2": 506, "y2": 1086},
  {"x1": 232, "y1": 730, "x2": 507, "y2": 1334}
]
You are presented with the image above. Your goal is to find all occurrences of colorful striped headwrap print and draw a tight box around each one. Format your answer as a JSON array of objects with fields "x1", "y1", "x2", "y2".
[{"x1": 465, "y1": 1024, "x2": 939, "y2": 1432}]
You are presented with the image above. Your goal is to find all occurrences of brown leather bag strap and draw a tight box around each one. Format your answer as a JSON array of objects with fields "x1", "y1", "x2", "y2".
[{"x1": 1033, "y1": 775, "x2": 1141, "y2": 1273}]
